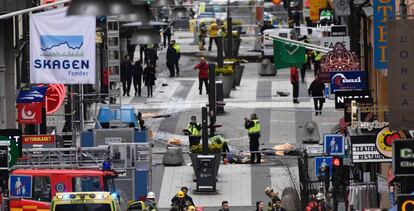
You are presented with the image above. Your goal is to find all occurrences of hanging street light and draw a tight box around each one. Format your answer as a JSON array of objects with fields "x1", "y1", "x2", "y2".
[
  {"x1": 67, "y1": 0, "x2": 136, "y2": 16},
  {"x1": 130, "y1": 28, "x2": 161, "y2": 45},
  {"x1": 118, "y1": 5, "x2": 151, "y2": 22}
]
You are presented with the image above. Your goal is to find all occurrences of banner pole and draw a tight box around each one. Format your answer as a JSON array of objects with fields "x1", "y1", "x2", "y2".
[
  {"x1": 269, "y1": 35, "x2": 331, "y2": 53},
  {"x1": 0, "y1": 0, "x2": 71, "y2": 20}
]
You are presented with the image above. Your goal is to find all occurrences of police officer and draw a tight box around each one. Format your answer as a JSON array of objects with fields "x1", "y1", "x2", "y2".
[
  {"x1": 245, "y1": 113, "x2": 261, "y2": 164},
  {"x1": 211, "y1": 135, "x2": 230, "y2": 160},
  {"x1": 184, "y1": 116, "x2": 201, "y2": 147},
  {"x1": 313, "y1": 51, "x2": 322, "y2": 76}
]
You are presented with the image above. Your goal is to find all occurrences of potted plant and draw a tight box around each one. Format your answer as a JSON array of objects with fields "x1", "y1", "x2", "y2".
[
  {"x1": 215, "y1": 65, "x2": 234, "y2": 98},
  {"x1": 224, "y1": 59, "x2": 244, "y2": 87},
  {"x1": 190, "y1": 143, "x2": 222, "y2": 178}
]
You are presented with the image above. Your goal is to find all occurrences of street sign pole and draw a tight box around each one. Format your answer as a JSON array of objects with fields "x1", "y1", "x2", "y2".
[{"x1": 208, "y1": 64, "x2": 216, "y2": 137}]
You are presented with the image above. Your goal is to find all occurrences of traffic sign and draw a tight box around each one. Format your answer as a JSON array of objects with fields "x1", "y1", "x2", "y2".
[
  {"x1": 323, "y1": 134, "x2": 345, "y2": 156},
  {"x1": 9, "y1": 175, "x2": 32, "y2": 198},
  {"x1": 315, "y1": 157, "x2": 332, "y2": 176}
]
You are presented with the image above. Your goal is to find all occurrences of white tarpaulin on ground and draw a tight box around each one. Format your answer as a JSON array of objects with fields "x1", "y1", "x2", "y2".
[{"x1": 30, "y1": 7, "x2": 96, "y2": 84}]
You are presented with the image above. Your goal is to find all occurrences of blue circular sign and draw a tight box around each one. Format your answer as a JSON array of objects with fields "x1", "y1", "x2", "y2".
[{"x1": 55, "y1": 183, "x2": 65, "y2": 192}]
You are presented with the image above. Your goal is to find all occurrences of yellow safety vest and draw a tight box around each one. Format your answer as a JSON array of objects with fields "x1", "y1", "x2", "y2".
[
  {"x1": 187, "y1": 123, "x2": 201, "y2": 137},
  {"x1": 173, "y1": 44, "x2": 181, "y2": 53},
  {"x1": 247, "y1": 119, "x2": 261, "y2": 134},
  {"x1": 314, "y1": 51, "x2": 322, "y2": 61},
  {"x1": 209, "y1": 23, "x2": 219, "y2": 37},
  {"x1": 212, "y1": 136, "x2": 225, "y2": 148}
]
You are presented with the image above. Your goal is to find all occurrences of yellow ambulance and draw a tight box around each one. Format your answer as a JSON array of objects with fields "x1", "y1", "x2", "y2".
[{"x1": 51, "y1": 192, "x2": 120, "y2": 211}]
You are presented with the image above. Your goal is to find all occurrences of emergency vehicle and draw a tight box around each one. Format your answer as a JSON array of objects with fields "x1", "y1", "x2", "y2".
[
  {"x1": 51, "y1": 192, "x2": 120, "y2": 211},
  {"x1": 8, "y1": 169, "x2": 117, "y2": 211},
  {"x1": 5, "y1": 143, "x2": 150, "y2": 211},
  {"x1": 5, "y1": 146, "x2": 120, "y2": 211}
]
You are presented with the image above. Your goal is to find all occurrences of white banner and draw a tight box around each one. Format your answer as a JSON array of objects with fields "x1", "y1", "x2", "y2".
[{"x1": 30, "y1": 8, "x2": 96, "y2": 84}]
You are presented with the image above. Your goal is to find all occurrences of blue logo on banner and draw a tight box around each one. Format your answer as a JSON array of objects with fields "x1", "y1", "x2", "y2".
[
  {"x1": 315, "y1": 157, "x2": 332, "y2": 176},
  {"x1": 16, "y1": 86, "x2": 48, "y2": 103},
  {"x1": 323, "y1": 134, "x2": 345, "y2": 156},
  {"x1": 40, "y1": 35, "x2": 83, "y2": 51},
  {"x1": 373, "y1": 0, "x2": 395, "y2": 69},
  {"x1": 33, "y1": 35, "x2": 90, "y2": 71},
  {"x1": 9, "y1": 175, "x2": 32, "y2": 198},
  {"x1": 330, "y1": 71, "x2": 366, "y2": 93}
]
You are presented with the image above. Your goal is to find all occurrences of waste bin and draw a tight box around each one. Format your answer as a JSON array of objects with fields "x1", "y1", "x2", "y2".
[
  {"x1": 196, "y1": 155, "x2": 217, "y2": 192},
  {"x1": 216, "y1": 81, "x2": 224, "y2": 114}
]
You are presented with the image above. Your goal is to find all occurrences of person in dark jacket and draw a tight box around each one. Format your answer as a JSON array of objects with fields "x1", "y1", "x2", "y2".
[
  {"x1": 218, "y1": 201, "x2": 230, "y2": 211},
  {"x1": 146, "y1": 45, "x2": 158, "y2": 67},
  {"x1": 245, "y1": 113, "x2": 261, "y2": 164},
  {"x1": 259, "y1": 20, "x2": 275, "y2": 34},
  {"x1": 171, "y1": 191, "x2": 191, "y2": 211},
  {"x1": 290, "y1": 66, "x2": 300, "y2": 103},
  {"x1": 143, "y1": 63, "x2": 156, "y2": 97},
  {"x1": 166, "y1": 43, "x2": 178, "y2": 77},
  {"x1": 194, "y1": 57, "x2": 209, "y2": 95},
  {"x1": 163, "y1": 22, "x2": 172, "y2": 48},
  {"x1": 308, "y1": 75, "x2": 325, "y2": 115},
  {"x1": 121, "y1": 55, "x2": 133, "y2": 96},
  {"x1": 171, "y1": 40, "x2": 181, "y2": 76},
  {"x1": 170, "y1": 187, "x2": 194, "y2": 207},
  {"x1": 132, "y1": 60, "x2": 143, "y2": 97},
  {"x1": 272, "y1": 198, "x2": 287, "y2": 211}
]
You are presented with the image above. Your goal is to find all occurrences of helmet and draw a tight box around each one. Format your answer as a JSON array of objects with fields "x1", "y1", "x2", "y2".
[
  {"x1": 187, "y1": 205, "x2": 196, "y2": 211},
  {"x1": 147, "y1": 191, "x2": 156, "y2": 199},
  {"x1": 212, "y1": 136, "x2": 223, "y2": 145},
  {"x1": 264, "y1": 187, "x2": 273, "y2": 195},
  {"x1": 316, "y1": 192, "x2": 325, "y2": 201},
  {"x1": 177, "y1": 191, "x2": 185, "y2": 198}
]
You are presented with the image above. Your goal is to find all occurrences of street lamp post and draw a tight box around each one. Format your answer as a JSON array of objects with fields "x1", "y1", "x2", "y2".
[
  {"x1": 226, "y1": 0, "x2": 233, "y2": 58},
  {"x1": 400, "y1": 0, "x2": 407, "y2": 19}
]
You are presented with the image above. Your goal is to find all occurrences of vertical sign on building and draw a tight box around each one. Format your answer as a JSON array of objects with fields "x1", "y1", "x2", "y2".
[
  {"x1": 388, "y1": 20, "x2": 414, "y2": 130},
  {"x1": 373, "y1": 0, "x2": 395, "y2": 69}
]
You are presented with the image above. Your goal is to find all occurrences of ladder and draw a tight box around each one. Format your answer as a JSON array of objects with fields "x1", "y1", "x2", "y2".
[
  {"x1": 106, "y1": 16, "x2": 123, "y2": 128},
  {"x1": 14, "y1": 143, "x2": 151, "y2": 171}
]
